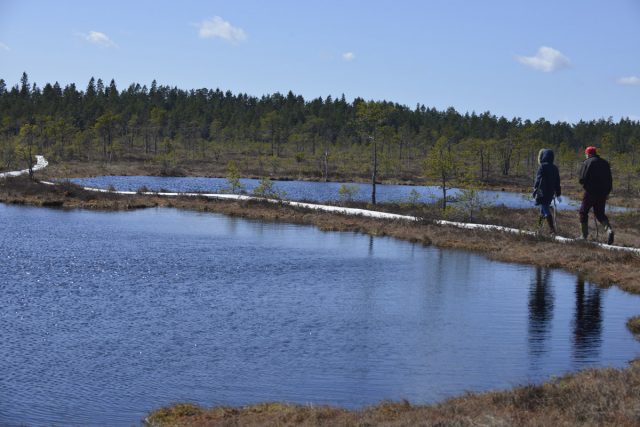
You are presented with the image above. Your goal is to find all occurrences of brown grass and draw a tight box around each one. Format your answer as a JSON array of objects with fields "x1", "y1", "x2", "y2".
[
  {"x1": 2, "y1": 176, "x2": 640, "y2": 294},
  {"x1": 37, "y1": 155, "x2": 640, "y2": 209},
  {"x1": 628, "y1": 316, "x2": 640, "y2": 336},
  {"x1": 145, "y1": 359, "x2": 640, "y2": 426}
]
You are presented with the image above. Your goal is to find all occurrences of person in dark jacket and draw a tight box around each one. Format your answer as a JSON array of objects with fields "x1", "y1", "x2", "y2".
[
  {"x1": 533, "y1": 148, "x2": 561, "y2": 234},
  {"x1": 578, "y1": 146, "x2": 614, "y2": 244}
]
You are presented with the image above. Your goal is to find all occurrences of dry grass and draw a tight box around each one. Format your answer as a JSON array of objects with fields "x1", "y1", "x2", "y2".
[
  {"x1": 2, "y1": 176, "x2": 640, "y2": 293},
  {"x1": 628, "y1": 317, "x2": 640, "y2": 336},
  {"x1": 145, "y1": 359, "x2": 640, "y2": 427},
  {"x1": 38, "y1": 155, "x2": 640, "y2": 208},
  {"x1": 38, "y1": 157, "x2": 321, "y2": 182}
]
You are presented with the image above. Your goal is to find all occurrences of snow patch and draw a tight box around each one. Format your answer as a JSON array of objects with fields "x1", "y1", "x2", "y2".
[{"x1": 0, "y1": 155, "x2": 48, "y2": 178}]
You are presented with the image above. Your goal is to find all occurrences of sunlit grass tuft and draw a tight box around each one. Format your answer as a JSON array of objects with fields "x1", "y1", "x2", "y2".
[
  {"x1": 627, "y1": 316, "x2": 640, "y2": 337},
  {"x1": 145, "y1": 402, "x2": 203, "y2": 425}
]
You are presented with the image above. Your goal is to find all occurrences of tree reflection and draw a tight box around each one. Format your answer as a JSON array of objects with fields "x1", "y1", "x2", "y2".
[
  {"x1": 528, "y1": 267, "x2": 554, "y2": 358},
  {"x1": 572, "y1": 277, "x2": 602, "y2": 361}
]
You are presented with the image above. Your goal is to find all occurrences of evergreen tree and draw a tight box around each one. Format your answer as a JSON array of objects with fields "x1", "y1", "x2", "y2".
[{"x1": 0, "y1": 72, "x2": 638, "y2": 191}]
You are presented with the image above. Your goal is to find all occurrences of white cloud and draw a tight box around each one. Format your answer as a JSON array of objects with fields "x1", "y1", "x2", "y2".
[
  {"x1": 197, "y1": 16, "x2": 247, "y2": 43},
  {"x1": 0, "y1": 42, "x2": 9, "y2": 51},
  {"x1": 342, "y1": 52, "x2": 355, "y2": 61},
  {"x1": 516, "y1": 46, "x2": 570, "y2": 72},
  {"x1": 617, "y1": 76, "x2": 640, "y2": 86},
  {"x1": 82, "y1": 31, "x2": 116, "y2": 48}
]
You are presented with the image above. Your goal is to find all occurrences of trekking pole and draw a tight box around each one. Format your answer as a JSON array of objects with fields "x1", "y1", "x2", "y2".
[{"x1": 552, "y1": 197, "x2": 558, "y2": 233}]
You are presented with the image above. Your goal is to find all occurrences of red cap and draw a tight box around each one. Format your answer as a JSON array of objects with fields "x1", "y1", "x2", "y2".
[{"x1": 585, "y1": 146, "x2": 597, "y2": 156}]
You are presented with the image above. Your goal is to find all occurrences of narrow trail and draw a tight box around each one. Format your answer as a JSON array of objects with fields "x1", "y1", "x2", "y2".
[
  {"x1": 0, "y1": 155, "x2": 48, "y2": 178},
  {"x1": 6, "y1": 155, "x2": 639, "y2": 255}
]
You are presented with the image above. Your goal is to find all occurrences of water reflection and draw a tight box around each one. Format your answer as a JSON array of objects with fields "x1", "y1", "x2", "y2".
[
  {"x1": 528, "y1": 270, "x2": 605, "y2": 363},
  {"x1": 1, "y1": 204, "x2": 638, "y2": 427},
  {"x1": 573, "y1": 277, "x2": 603, "y2": 361},
  {"x1": 528, "y1": 268, "x2": 554, "y2": 358}
]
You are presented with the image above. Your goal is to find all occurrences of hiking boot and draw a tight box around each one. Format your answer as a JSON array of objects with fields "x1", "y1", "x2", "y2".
[
  {"x1": 545, "y1": 215, "x2": 556, "y2": 235},
  {"x1": 603, "y1": 221, "x2": 615, "y2": 245},
  {"x1": 536, "y1": 215, "x2": 545, "y2": 235},
  {"x1": 579, "y1": 221, "x2": 588, "y2": 240}
]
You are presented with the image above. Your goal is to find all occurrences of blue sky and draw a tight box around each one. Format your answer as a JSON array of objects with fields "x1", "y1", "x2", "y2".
[{"x1": 0, "y1": 0, "x2": 638, "y2": 123}]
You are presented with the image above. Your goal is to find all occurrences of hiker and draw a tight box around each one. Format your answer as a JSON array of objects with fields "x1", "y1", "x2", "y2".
[
  {"x1": 578, "y1": 146, "x2": 614, "y2": 244},
  {"x1": 533, "y1": 148, "x2": 561, "y2": 234}
]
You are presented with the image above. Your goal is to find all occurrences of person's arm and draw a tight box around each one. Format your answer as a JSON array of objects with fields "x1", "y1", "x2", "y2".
[
  {"x1": 605, "y1": 161, "x2": 613, "y2": 195},
  {"x1": 578, "y1": 160, "x2": 587, "y2": 185},
  {"x1": 554, "y1": 166, "x2": 561, "y2": 197},
  {"x1": 534, "y1": 166, "x2": 543, "y2": 189},
  {"x1": 533, "y1": 166, "x2": 542, "y2": 196}
]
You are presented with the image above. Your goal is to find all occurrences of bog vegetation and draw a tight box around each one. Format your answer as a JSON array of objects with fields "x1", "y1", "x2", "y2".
[{"x1": 2, "y1": 72, "x2": 640, "y2": 196}]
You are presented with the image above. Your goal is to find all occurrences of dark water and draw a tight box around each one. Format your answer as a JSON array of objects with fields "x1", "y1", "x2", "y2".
[
  {"x1": 69, "y1": 175, "x2": 589, "y2": 210},
  {"x1": 1, "y1": 203, "x2": 638, "y2": 427}
]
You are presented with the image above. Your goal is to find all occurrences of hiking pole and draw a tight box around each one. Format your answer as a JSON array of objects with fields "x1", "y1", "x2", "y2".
[{"x1": 552, "y1": 197, "x2": 558, "y2": 233}]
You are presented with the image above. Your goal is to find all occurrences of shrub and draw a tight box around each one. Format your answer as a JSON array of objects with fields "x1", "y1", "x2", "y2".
[
  {"x1": 407, "y1": 188, "x2": 421, "y2": 205},
  {"x1": 252, "y1": 177, "x2": 286, "y2": 199},
  {"x1": 222, "y1": 161, "x2": 245, "y2": 194},
  {"x1": 338, "y1": 184, "x2": 360, "y2": 202},
  {"x1": 452, "y1": 188, "x2": 489, "y2": 221}
]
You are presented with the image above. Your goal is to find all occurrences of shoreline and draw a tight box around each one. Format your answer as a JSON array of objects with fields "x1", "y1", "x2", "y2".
[
  {"x1": 38, "y1": 158, "x2": 640, "y2": 210},
  {"x1": 3, "y1": 174, "x2": 640, "y2": 426},
  {"x1": 3, "y1": 176, "x2": 639, "y2": 293},
  {"x1": 145, "y1": 356, "x2": 640, "y2": 426}
]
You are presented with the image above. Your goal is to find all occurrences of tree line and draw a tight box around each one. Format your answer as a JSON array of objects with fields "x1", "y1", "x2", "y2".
[{"x1": 1, "y1": 72, "x2": 639, "y2": 196}]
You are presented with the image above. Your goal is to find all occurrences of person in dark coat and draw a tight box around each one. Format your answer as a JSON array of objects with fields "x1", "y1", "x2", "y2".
[
  {"x1": 533, "y1": 148, "x2": 561, "y2": 234},
  {"x1": 578, "y1": 146, "x2": 614, "y2": 244}
]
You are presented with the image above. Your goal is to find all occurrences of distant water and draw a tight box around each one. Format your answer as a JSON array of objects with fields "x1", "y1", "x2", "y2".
[
  {"x1": 1, "y1": 203, "x2": 638, "y2": 426},
  {"x1": 69, "y1": 175, "x2": 591, "y2": 210}
]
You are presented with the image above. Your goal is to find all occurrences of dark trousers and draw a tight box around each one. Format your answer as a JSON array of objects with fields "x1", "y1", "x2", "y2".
[{"x1": 579, "y1": 192, "x2": 608, "y2": 224}]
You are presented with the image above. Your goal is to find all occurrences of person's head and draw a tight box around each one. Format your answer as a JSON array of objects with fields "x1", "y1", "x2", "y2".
[
  {"x1": 585, "y1": 146, "x2": 597, "y2": 158},
  {"x1": 538, "y1": 148, "x2": 554, "y2": 165}
]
